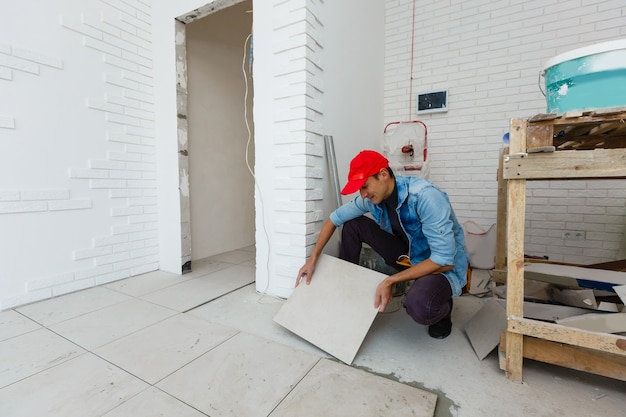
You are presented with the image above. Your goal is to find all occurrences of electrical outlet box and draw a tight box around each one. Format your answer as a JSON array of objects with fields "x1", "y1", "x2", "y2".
[
  {"x1": 562, "y1": 230, "x2": 586, "y2": 240},
  {"x1": 416, "y1": 90, "x2": 448, "y2": 114}
]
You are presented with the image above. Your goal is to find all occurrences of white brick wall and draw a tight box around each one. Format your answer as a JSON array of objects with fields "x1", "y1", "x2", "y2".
[
  {"x1": 0, "y1": 0, "x2": 157, "y2": 310},
  {"x1": 384, "y1": 0, "x2": 626, "y2": 264}
]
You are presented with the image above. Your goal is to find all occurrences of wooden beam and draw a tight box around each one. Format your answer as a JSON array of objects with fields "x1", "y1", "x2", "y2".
[
  {"x1": 503, "y1": 148, "x2": 626, "y2": 179},
  {"x1": 499, "y1": 333, "x2": 626, "y2": 381},
  {"x1": 507, "y1": 317, "x2": 626, "y2": 356},
  {"x1": 504, "y1": 118, "x2": 527, "y2": 382}
]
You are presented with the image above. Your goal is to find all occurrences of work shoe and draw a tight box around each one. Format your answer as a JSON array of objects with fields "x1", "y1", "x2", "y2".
[{"x1": 428, "y1": 300, "x2": 453, "y2": 339}]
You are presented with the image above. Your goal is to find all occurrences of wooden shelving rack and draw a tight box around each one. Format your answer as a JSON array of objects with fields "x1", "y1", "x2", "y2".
[{"x1": 498, "y1": 107, "x2": 626, "y2": 382}]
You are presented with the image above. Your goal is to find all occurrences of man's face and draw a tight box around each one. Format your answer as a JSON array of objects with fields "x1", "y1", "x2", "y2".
[{"x1": 359, "y1": 169, "x2": 393, "y2": 204}]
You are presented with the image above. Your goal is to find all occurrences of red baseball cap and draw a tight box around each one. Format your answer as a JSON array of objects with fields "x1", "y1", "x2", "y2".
[{"x1": 340, "y1": 150, "x2": 389, "y2": 195}]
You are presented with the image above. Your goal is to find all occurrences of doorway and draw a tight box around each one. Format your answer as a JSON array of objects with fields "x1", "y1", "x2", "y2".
[{"x1": 177, "y1": 0, "x2": 255, "y2": 269}]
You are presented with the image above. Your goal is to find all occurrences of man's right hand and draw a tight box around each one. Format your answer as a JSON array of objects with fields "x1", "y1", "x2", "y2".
[{"x1": 295, "y1": 259, "x2": 316, "y2": 287}]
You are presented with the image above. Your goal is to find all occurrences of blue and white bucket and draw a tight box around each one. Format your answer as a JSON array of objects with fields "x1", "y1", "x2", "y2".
[{"x1": 541, "y1": 39, "x2": 626, "y2": 114}]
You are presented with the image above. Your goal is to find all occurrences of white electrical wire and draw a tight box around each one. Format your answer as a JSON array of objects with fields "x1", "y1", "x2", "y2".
[{"x1": 241, "y1": 33, "x2": 281, "y2": 302}]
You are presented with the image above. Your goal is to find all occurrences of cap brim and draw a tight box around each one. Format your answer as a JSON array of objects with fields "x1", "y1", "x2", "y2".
[{"x1": 340, "y1": 178, "x2": 366, "y2": 195}]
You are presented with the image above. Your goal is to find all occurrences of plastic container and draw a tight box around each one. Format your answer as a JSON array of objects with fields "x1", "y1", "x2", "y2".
[{"x1": 541, "y1": 39, "x2": 626, "y2": 114}]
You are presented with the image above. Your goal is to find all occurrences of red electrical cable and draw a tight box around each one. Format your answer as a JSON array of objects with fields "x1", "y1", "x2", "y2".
[{"x1": 408, "y1": 0, "x2": 417, "y2": 118}]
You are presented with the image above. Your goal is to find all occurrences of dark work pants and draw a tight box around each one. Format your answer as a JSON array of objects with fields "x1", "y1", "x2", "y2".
[{"x1": 339, "y1": 216, "x2": 453, "y2": 325}]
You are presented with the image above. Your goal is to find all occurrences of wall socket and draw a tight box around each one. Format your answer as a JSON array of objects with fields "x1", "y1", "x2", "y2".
[{"x1": 562, "y1": 230, "x2": 586, "y2": 240}]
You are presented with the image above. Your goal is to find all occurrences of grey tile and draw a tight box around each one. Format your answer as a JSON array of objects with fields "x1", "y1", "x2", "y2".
[
  {"x1": 0, "y1": 328, "x2": 85, "y2": 388},
  {"x1": 49, "y1": 298, "x2": 177, "y2": 350},
  {"x1": 94, "y1": 314, "x2": 239, "y2": 384},
  {"x1": 16, "y1": 286, "x2": 132, "y2": 326},
  {"x1": 102, "y1": 387, "x2": 207, "y2": 417},
  {"x1": 273, "y1": 254, "x2": 384, "y2": 364},
  {"x1": 0, "y1": 353, "x2": 148, "y2": 417},
  {"x1": 269, "y1": 358, "x2": 437, "y2": 417},
  {"x1": 157, "y1": 332, "x2": 320, "y2": 417},
  {"x1": 0, "y1": 310, "x2": 41, "y2": 341},
  {"x1": 141, "y1": 265, "x2": 255, "y2": 312},
  {"x1": 204, "y1": 249, "x2": 255, "y2": 265},
  {"x1": 104, "y1": 270, "x2": 193, "y2": 297}
]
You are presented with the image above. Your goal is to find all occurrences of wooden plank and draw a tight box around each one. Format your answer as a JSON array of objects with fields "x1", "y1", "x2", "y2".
[
  {"x1": 526, "y1": 124, "x2": 554, "y2": 150},
  {"x1": 494, "y1": 147, "x2": 508, "y2": 283},
  {"x1": 507, "y1": 317, "x2": 626, "y2": 356},
  {"x1": 503, "y1": 148, "x2": 626, "y2": 179},
  {"x1": 504, "y1": 118, "x2": 527, "y2": 382},
  {"x1": 499, "y1": 333, "x2": 626, "y2": 381}
]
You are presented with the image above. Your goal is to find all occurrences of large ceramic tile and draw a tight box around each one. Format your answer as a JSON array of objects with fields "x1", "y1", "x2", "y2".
[
  {"x1": 141, "y1": 265, "x2": 255, "y2": 312},
  {"x1": 273, "y1": 254, "x2": 384, "y2": 364},
  {"x1": 94, "y1": 313, "x2": 239, "y2": 384},
  {"x1": 104, "y1": 270, "x2": 194, "y2": 297},
  {"x1": 0, "y1": 353, "x2": 148, "y2": 417},
  {"x1": 188, "y1": 284, "x2": 327, "y2": 357},
  {"x1": 16, "y1": 286, "x2": 132, "y2": 326},
  {"x1": 0, "y1": 310, "x2": 41, "y2": 341},
  {"x1": 102, "y1": 387, "x2": 207, "y2": 417},
  {"x1": 0, "y1": 328, "x2": 85, "y2": 388},
  {"x1": 270, "y1": 358, "x2": 437, "y2": 417},
  {"x1": 204, "y1": 248, "x2": 255, "y2": 265},
  {"x1": 183, "y1": 258, "x2": 232, "y2": 279},
  {"x1": 157, "y1": 332, "x2": 320, "y2": 417},
  {"x1": 49, "y1": 298, "x2": 177, "y2": 350}
]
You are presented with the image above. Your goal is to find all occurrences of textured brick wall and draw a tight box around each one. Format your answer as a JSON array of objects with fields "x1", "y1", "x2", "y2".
[
  {"x1": 0, "y1": 0, "x2": 157, "y2": 309},
  {"x1": 384, "y1": 0, "x2": 626, "y2": 264}
]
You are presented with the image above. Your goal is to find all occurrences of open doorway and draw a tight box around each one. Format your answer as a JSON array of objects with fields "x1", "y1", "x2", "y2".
[{"x1": 177, "y1": 0, "x2": 255, "y2": 270}]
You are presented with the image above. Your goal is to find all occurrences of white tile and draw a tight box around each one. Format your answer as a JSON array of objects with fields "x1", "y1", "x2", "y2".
[
  {"x1": 16, "y1": 286, "x2": 132, "y2": 326},
  {"x1": 157, "y1": 332, "x2": 320, "y2": 417},
  {"x1": 269, "y1": 358, "x2": 437, "y2": 417},
  {"x1": 0, "y1": 310, "x2": 41, "y2": 341},
  {"x1": 102, "y1": 387, "x2": 207, "y2": 417},
  {"x1": 0, "y1": 328, "x2": 85, "y2": 388},
  {"x1": 104, "y1": 270, "x2": 193, "y2": 297},
  {"x1": 0, "y1": 353, "x2": 148, "y2": 417},
  {"x1": 141, "y1": 265, "x2": 255, "y2": 312},
  {"x1": 94, "y1": 314, "x2": 239, "y2": 384},
  {"x1": 49, "y1": 298, "x2": 177, "y2": 350},
  {"x1": 273, "y1": 254, "x2": 384, "y2": 364}
]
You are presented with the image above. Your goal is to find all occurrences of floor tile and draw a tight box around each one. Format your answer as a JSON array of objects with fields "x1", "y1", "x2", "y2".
[
  {"x1": 157, "y1": 332, "x2": 320, "y2": 417},
  {"x1": 184, "y1": 258, "x2": 232, "y2": 279},
  {"x1": 16, "y1": 286, "x2": 132, "y2": 326},
  {"x1": 49, "y1": 298, "x2": 177, "y2": 350},
  {"x1": 0, "y1": 353, "x2": 148, "y2": 417},
  {"x1": 269, "y1": 358, "x2": 437, "y2": 417},
  {"x1": 94, "y1": 313, "x2": 239, "y2": 384},
  {"x1": 141, "y1": 265, "x2": 255, "y2": 312},
  {"x1": 102, "y1": 387, "x2": 207, "y2": 417},
  {"x1": 204, "y1": 248, "x2": 255, "y2": 265},
  {"x1": 273, "y1": 254, "x2": 385, "y2": 364},
  {"x1": 0, "y1": 310, "x2": 41, "y2": 341},
  {"x1": 0, "y1": 328, "x2": 85, "y2": 388},
  {"x1": 188, "y1": 284, "x2": 327, "y2": 357},
  {"x1": 104, "y1": 270, "x2": 193, "y2": 297}
]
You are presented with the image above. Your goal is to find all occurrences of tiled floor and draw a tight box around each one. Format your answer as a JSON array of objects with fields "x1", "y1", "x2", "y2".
[{"x1": 1, "y1": 247, "x2": 625, "y2": 417}]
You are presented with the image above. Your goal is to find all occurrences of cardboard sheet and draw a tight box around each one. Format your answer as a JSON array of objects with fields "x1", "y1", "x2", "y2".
[{"x1": 273, "y1": 254, "x2": 385, "y2": 364}]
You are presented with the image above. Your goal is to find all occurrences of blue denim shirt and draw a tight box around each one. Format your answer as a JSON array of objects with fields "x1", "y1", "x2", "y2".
[{"x1": 329, "y1": 175, "x2": 469, "y2": 297}]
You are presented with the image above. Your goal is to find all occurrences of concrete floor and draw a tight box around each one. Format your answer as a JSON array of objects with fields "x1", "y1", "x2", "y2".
[{"x1": 1, "y1": 247, "x2": 625, "y2": 416}]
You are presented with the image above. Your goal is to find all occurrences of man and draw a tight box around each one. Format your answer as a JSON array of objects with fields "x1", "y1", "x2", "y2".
[{"x1": 296, "y1": 150, "x2": 468, "y2": 339}]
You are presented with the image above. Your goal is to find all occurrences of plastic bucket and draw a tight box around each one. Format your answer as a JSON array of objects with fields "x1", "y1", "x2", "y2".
[{"x1": 541, "y1": 39, "x2": 626, "y2": 114}]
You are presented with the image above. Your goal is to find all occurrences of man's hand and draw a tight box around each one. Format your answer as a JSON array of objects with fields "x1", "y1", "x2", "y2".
[
  {"x1": 374, "y1": 278, "x2": 393, "y2": 312},
  {"x1": 295, "y1": 259, "x2": 316, "y2": 287}
]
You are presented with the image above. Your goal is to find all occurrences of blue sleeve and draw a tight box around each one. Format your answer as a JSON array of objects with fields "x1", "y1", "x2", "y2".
[
  {"x1": 329, "y1": 196, "x2": 370, "y2": 226},
  {"x1": 416, "y1": 187, "x2": 457, "y2": 266}
]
